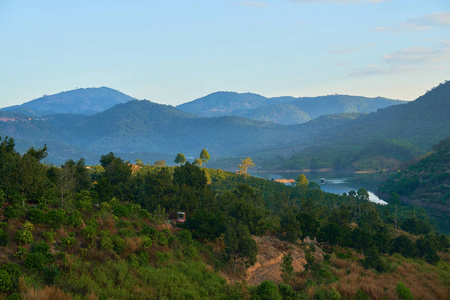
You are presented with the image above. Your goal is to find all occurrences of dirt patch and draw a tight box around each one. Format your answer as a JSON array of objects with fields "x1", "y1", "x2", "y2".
[{"x1": 245, "y1": 235, "x2": 323, "y2": 286}]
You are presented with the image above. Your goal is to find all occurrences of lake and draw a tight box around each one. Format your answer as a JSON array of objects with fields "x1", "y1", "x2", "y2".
[{"x1": 255, "y1": 171, "x2": 388, "y2": 205}]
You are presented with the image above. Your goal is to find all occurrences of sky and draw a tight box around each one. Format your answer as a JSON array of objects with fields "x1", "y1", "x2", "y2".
[{"x1": 0, "y1": 0, "x2": 449, "y2": 108}]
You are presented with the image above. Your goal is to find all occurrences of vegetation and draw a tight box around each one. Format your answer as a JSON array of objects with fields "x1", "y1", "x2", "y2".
[{"x1": 0, "y1": 137, "x2": 448, "y2": 299}]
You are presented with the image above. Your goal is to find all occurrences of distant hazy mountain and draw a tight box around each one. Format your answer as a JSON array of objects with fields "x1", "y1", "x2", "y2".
[
  {"x1": 1, "y1": 87, "x2": 135, "y2": 117},
  {"x1": 177, "y1": 92, "x2": 271, "y2": 117},
  {"x1": 177, "y1": 92, "x2": 405, "y2": 124},
  {"x1": 276, "y1": 81, "x2": 450, "y2": 170}
]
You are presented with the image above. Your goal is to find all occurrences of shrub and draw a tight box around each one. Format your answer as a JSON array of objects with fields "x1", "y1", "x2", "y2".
[
  {"x1": 141, "y1": 236, "x2": 152, "y2": 248},
  {"x1": 178, "y1": 230, "x2": 193, "y2": 246},
  {"x1": 155, "y1": 251, "x2": 172, "y2": 265},
  {"x1": 138, "y1": 209, "x2": 150, "y2": 219},
  {"x1": 28, "y1": 208, "x2": 47, "y2": 224},
  {"x1": 0, "y1": 229, "x2": 10, "y2": 247},
  {"x1": 13, "y1": 246, "x2": 28, "y2": 260},
  {"x1": 118, "y1": 228, "x2": 132, "y2": 238},
  {"x1": 30, "y1": 241, "x2": 50, "y2": 254},
  {"x1": 0, "y1": 270, "x2": 12, "y2": 292},
  {"x1": 396, "y1": 281, "x2": 414, "y2": 300},
  {"x1": 183, "y1": 245, "x2": 198, "y2": 260},
  {"x1": 16, "y1": 230, "x2": 33, "y2": 245},
  {"x1": 22, "y1": 221, "x2": 34, "y2": 231},
  {"x1": 254, "y1": 281, "x2": 282, "y2": 300},
  {"x1": 24, "y1": 252, "x2": 48, "y2": 271},
  {"x1": 101, "y1": 237, "x2": 114, "y2": 251},
  {"x1": 47, "y1": 209, "x2": 66, "y2": 229},
  {"x1": 66, "y1": 211, "x2": 83, "y2": 228},
  {"x1": 60, "y1": 236, "x2": 76, "y2": 248},
  {"x1": 4, "y1": 205, "x2": 22, "y2": 220},
  {"x1": 141, "y1": 225, "x2": 159, "y2": 239},
  {"x1": 113, "y1": 204, "x2": 130, "y2": 218},
  {"x1": 81, "y1": 226, "x2": 97, "y2": 240},
  {"x1": 112, "y1": 235, "x2": 126, "y2": 254},
  {"x1": 43, "y1": 264, "x2": 60, "y2": 285},
  {"x1": 42, "y1": 230, "x2": 55, "y2": 243}
]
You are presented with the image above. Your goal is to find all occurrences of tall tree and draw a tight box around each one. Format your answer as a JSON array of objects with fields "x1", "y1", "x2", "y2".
[
  {"x1": 224, "y1": 220, "x2": 258, "y2": 274},
  {"x1": 174, "y1": 153, "x2": 186, "y2": 166},
  {"x1": 281, "y1": 253, "x2": 294, "y2": 284},
  {"x1": 199, "y1": 149, "x2": 210, "y2": 167},
  {"x1": 296, "y1": 174, "x2": 309, "y2": 187},
  {"x1": 238, "y1": 157, "x2": 255, "y2": 179}
]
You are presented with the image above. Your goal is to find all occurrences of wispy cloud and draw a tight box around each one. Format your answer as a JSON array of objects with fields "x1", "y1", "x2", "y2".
[
  {"x1": 292, "y1": 0, "x2": 388, "y2": 4},
  {"x1": 331, "y1": 43, "x2": 374, "y2": 54},
  {"x1": 233, "y1": 1, "x2": 268, "y2": 7},
  {"x1": 349, "y1": 43, "x2": 450, "y2": 76},
  {"x1": 405, "y1": 12, "x2": 450, "y2": 30}
]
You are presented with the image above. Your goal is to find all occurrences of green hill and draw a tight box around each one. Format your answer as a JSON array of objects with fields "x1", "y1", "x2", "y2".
[
  {"x1": 277, "y1": 81, "x2": 450, "y2": 170},
  {"x1": 1, "y1": 87, "x2": 134, "y2": 116}
]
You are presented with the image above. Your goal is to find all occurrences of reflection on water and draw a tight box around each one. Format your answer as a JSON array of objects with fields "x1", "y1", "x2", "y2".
[{"x1": 257, "y1": 171, "x2": 388, "y2": 205}]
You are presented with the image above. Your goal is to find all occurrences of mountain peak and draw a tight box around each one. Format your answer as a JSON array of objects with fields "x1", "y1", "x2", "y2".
[{"x1": 1, "y1": 87, "x2": 135, "y2": 117}]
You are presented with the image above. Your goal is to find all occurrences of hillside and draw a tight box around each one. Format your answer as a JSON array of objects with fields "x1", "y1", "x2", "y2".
[
  {"x1": 1, "y1": 87, "x2": 135, "y2": 116},
  {"x1": 177, "y1": 91, "x2": 405, "y2": 125},
  {"x1": 276, "y1": 81, "x2": 450, "y2": 170},
  {"x1": 0, "y1": 140, "x2": 448, "y2": 299},
  {"x1": 379, "y1": 137, "x2": 450, "y2": 233}
]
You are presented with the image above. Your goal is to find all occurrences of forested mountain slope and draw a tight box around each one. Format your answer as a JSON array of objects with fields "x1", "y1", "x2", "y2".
[
  {"x1": 276, "y1": 81, "x2": 450, "y2": 170},
  {"x1": 178, "y1": 91, "x2": 405, "y2": 124},
  {"x1": 1, "y1": 87, "x2": 134, "y2": 116}
]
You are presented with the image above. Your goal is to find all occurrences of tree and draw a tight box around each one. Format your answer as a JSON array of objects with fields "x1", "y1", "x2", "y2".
[
  {"x1": 238, "y1": 157, "x2": 255, "y2": 179},
  {"x1": 224, "y1": 220, "x2": 258, "y2": 274},
  {"x1": 154, "y1": 160, "x2": 166, "y2": 167},
  {"x1": 199, "y1": 149, "x2": 210, "y2": 167},
  {"x1": 296, "y1": 174, "x2": 309, "y2": 187},
  {"x1": 193, "y1": 158, "x2": 203, "y2": 167},
  {"x1": 174, "y1": 153, "x2": 186, "y2": 166},
  {"x1": 281, "y1": 253, "x2": 294, "y2": 284}
]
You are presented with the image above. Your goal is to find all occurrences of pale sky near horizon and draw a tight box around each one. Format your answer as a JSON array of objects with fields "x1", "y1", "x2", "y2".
[{"x1": 0, "y1": 0, "x2": 449, "y2": 108}]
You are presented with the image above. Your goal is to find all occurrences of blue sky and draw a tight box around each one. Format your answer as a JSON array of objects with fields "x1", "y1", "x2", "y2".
[{"x1": 0, "y1": 0, "x2": 449, "y2": 108}]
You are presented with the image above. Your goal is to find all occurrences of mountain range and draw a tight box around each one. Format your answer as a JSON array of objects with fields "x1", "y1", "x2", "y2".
[
  {"x1": 0, "y1": 82, "x2": 448, "y2": 169},
  {"x1": 177, "y1": 92, "x2": 405, "y2": 125}
]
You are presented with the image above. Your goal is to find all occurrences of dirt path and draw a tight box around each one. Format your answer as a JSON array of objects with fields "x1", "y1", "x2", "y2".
[{"x1": 246, "y1": 235, "x2": 322, "y2": 285}]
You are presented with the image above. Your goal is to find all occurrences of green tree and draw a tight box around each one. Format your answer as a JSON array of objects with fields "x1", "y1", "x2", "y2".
[
  {"x1": 174, "y1": 153, "x2": 186, "y2": 165},
  {"x1": 238, "y1": 157, "x2": 255, "y2": 179},
  {"x1": 199, "y1": 149, "x2": 210, "y2": 167},
  {"x1": 296, "y1": 174, "x2": 309, "y2": 188},
  {"x1": 224, "y1": 220, "x2": 258, "y2": 274},
  {"x1": 281, "y1": 253, "x2": 294, "y2": 284}
]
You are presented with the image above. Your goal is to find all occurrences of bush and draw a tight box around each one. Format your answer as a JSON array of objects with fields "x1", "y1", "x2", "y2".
[
  {"x1": 141, "y1": 236, "x2": 152, "y2": 248},
  {"x1": 0, "y1": 229, "x2": 10, "y2": 247},
  {"x1": 22, "y1": 221, "x2": 34, "y2": 231},
  {"x1": 60, "y1": 236, "x2": 76, "y2": 248},
  {"x1": 183, "y1": 245, "x2": 198, "y2": 260},
  {"x1": 43, "y1": 264, "x2": 60, "y2": 285},
  {"x1": 30, "y1": 241, "x2": 50, "y2": 254},
  {"x1": 24, "y1": 252, "x2": 48, "y2": 270},
  {"x1": 16, "y1": 230, "x2": 33, "y2": 245},
  {"x1": 28, "y1": 208, "x2": 47, "y2": 224},
  {"x1": 42, "y1": 230, "x2": 55, "y2": 243},
  {"x1": 101, "y1": 237, "x2": 113, "y2": 251},
  {"x1": 113, "y1": 204, "x2": 131, "y2": 218},
  {"x1": 81, "y1": 226, "x2": 97, "y2": 240},
  {"x1": 254, "y1": 280, "x2": 282, "y2": 300},
  {"x1": 47, "y1": 209, "x2": 66, "y2": 229},
  {"x1": 13, "y1": 246, "x2": 28, "y2": 260},
  {"x1": 112, "y1": 235, "x2": 126, "y2": 254},
  {"x1": 4, "y1": 205, "x2": 23, "y2": 220},
  {"x1": 155, "y1": 251, "x2": 172, "y2": 265},
  {"x1": 66, "y1": 211, "x2": 83, "y2": 228},
  {"x1": 0, "y1": 270, "x2": 12, "y2": 292},
  {"x1": 396, "y1": 281, "x2": 414, "y2": 300},
  {"x1": 141, "y1": 225, "x2": 159, "y2": 239}
]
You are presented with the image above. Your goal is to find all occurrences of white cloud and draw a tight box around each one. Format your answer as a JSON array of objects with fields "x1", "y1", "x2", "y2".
[
  {"x1": 292, "y1": 0, "x2": 388, "y2": 3},
  {"x1": 349, "y1": 44, "x2": 450, "y2": 76},
  {"x1": 233, "y1": 1, "x2": 267, "y2": 7},
  {"x1": 406, "y1": 12, "x2": 450, "y2": 30}
]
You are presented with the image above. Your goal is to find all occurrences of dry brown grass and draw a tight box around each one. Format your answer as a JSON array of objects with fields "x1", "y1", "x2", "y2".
[
  {"x1": 123, "y1": 237, "x2": 143, "y2": 257},
  {"x1": 22, "y1": 286, "x2": 72, "y2": 300},
  {"x1": 329, "y1": 254, "x2": 450, "y2": 300},
  {"x1": 97, "y1": 216, "x2": 116, "y2": 233}
]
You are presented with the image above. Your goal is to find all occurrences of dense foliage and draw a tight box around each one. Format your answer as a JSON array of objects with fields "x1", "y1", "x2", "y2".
[{"x1": 0, "y1": 137, "x2": 448, "y2": 299}]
